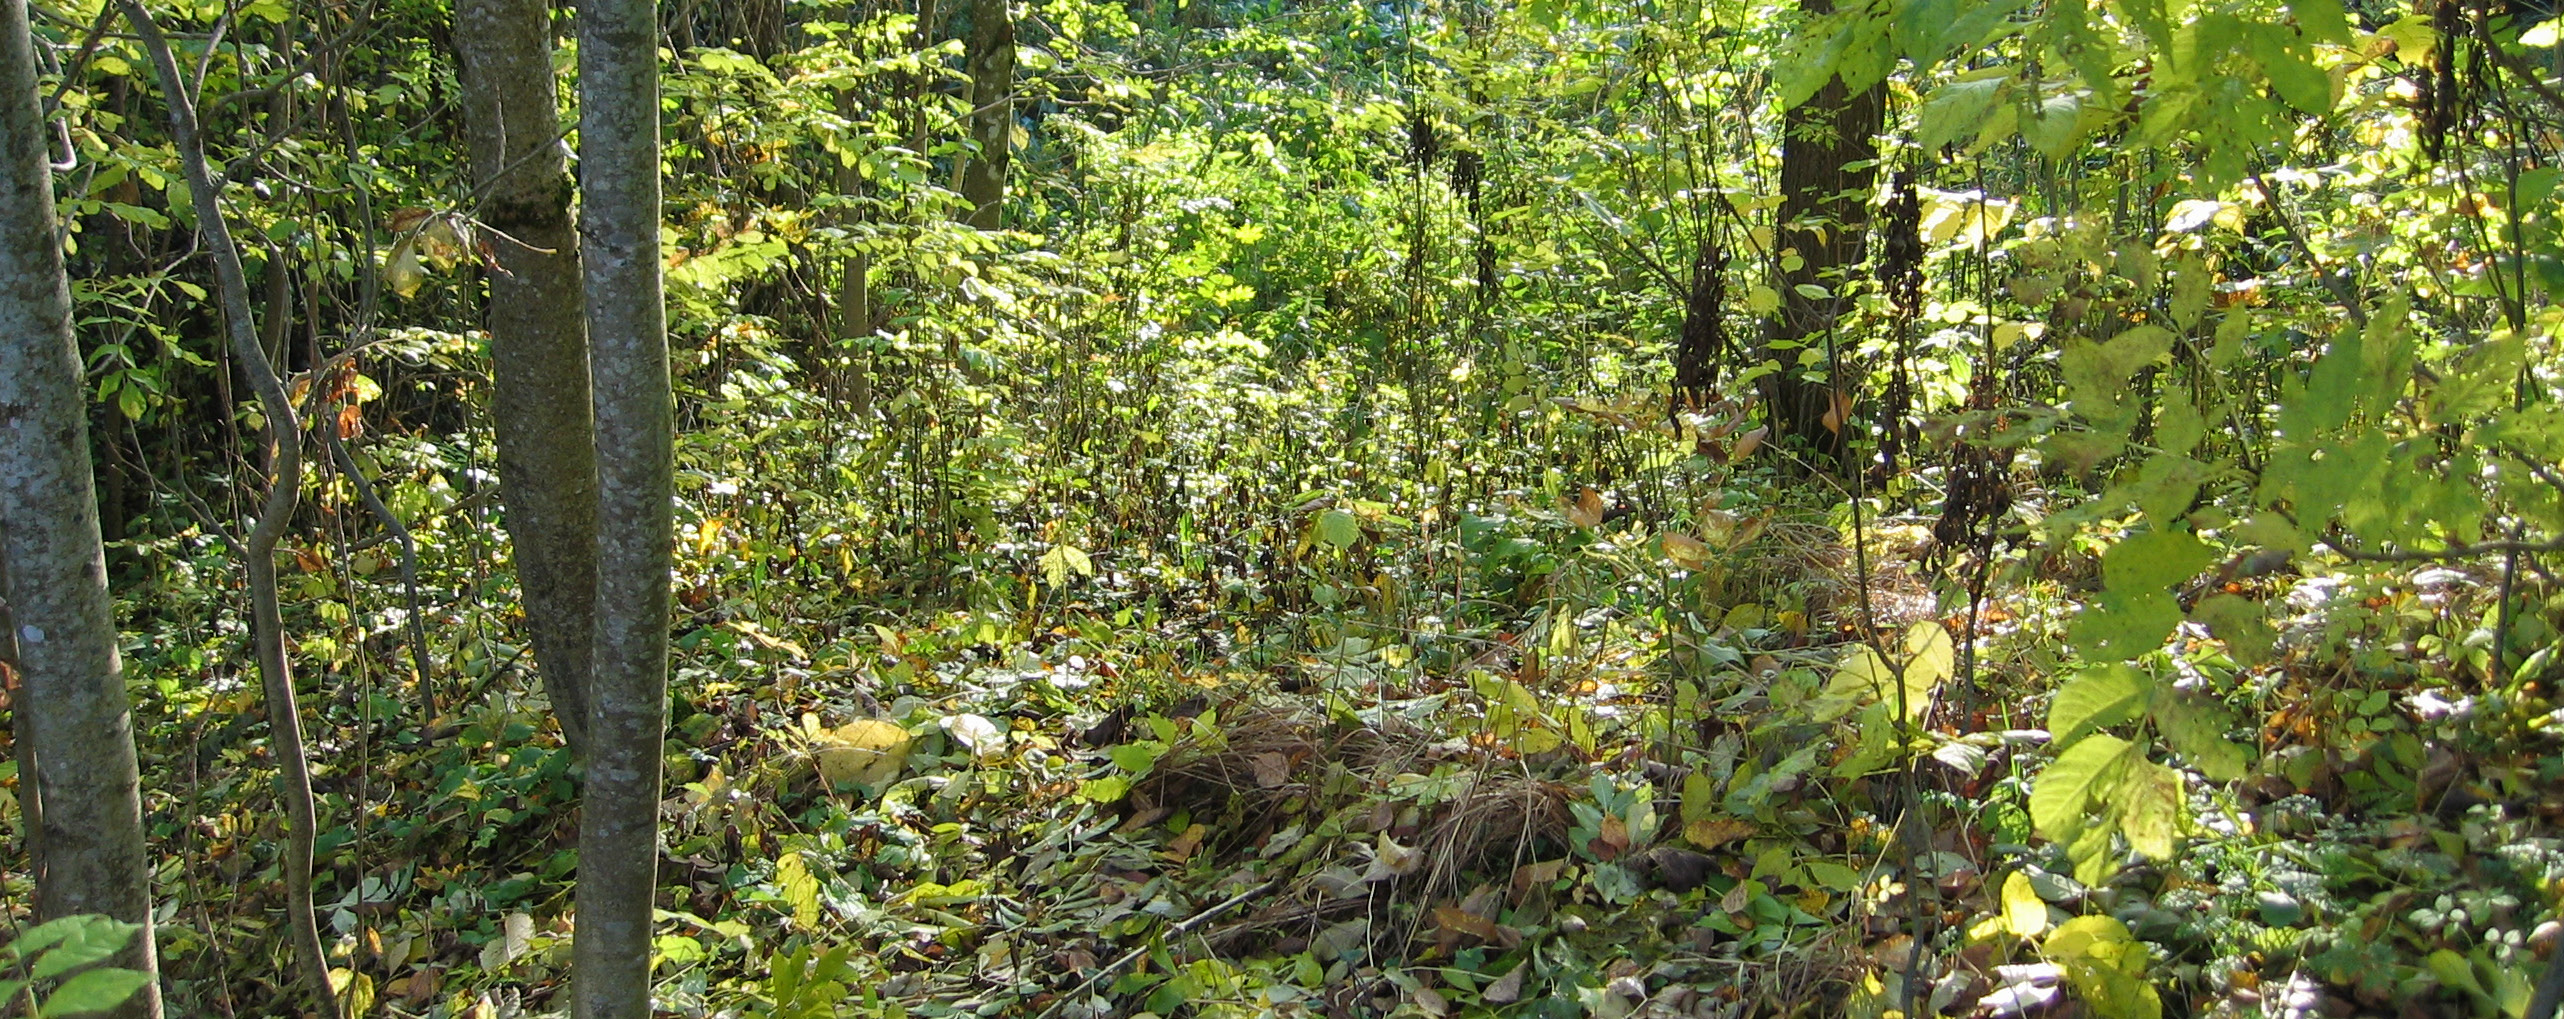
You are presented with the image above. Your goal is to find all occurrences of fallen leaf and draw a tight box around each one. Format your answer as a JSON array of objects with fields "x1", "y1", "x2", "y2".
[
  {"x1": 1250, "y1": 752, "x2": 1291, "y2": 788},
  {"x1": 1683, "y1": 817, "x2": 1754, "y2": 851},
  {"x1": 1482, "y1": 967, "x2": 1525, "y2": 1004},
  {"x1": 814, "y1": 718, "x2": 911, "y2": 789}
]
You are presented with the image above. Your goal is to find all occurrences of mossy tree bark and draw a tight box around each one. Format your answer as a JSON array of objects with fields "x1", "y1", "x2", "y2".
[
  {"x1": 456, "y1": 0, "x2": 601, "y2": 755},
  {"x1": 0, "y1": 2, "x2": 164, "y2": 1012},
  {"x1": 569, "y1": 0, "x2": 672, "y2": 1008},
  {"x1": 957, "y1": 0, "x2": 1013, "y2": 229}
]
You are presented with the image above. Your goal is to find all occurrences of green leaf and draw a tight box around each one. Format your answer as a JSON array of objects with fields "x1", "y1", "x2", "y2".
[
  {"x1": 2287, "y1": 0, "x2": 2352, "y2": 44},
  {"x1": 2104, "y1": 529, "x2": 2215, "y2": 593},
  {"x1": 2031, "y1": 734, "x2": 2133, "y2": 841},
  {"x1": 25, "y1": 917, "x2": 138, "y2": 981},
  {"x1": 1681, "y1": 770, "x2": 1716, "y2": 823},
  {"x1": 36, "y1": 969, "x2": 151, "y2": 1017},
  {"x1": 2113, "y1": 759, "x2": 2184, "y2": 860},
  {"x1": 2048, "y1": 664, "x2": 2152, "y2": 748},
  {"x1": 1315, "y1": 509, "x2": 1360, "y2": 548},
  {"x1": 1108, "y1": 741, "x2": 1166, "y2": 775},
  {"x1": 1809, "y1": 623, "x2": 1950, "y2": 722},
  {"x1": 1916, "y1": 73, "x2": 2008, "y2": 152},
  {"x1": 2153, "y1": 689, "x2": 2249, "y2": 781},
  {"x1": 2189, "y1": 593, "x2": 2277, "y2": 668},
  {"x1": 2069, "y1": 591, "x2": 2183, "y2": 661}
]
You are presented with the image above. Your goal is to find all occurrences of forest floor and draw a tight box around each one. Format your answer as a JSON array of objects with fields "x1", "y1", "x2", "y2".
[{"x1": 193, "y1": 499, "x2": 2564, "y2": 1019}]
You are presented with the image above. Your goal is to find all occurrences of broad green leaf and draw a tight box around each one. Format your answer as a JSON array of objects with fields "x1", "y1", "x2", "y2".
[
  {"x1": 25, "y1": 917, "x2": 137, "y2": 981},
  {"x1": 2249, "y1": 24, "x2": 2332, "y2": 114},
  {"x1": 1807, "y1": 645, "x2": 1888, "y2": 721},
  {"x1": 2069, "y1": 591, "x2": 2183, "y2": 661},
  {"x1": 36, "y1": 968, "x2": 152, "y2": 1017},
  {"x1": 2153, "y1": 689, "x2": 2250, "y2": 781},
  {"x1": 2048, "y1": 664, "x2": 2151, "y2": 747},
  {"x1": 1810, "y1": 624, "x2": 1949, "y2": 722},
  {"x1": 1107, "y1": 741, "x2": 1166, "y2": 775},
  {"x1": 2189, "y1": 593, "x2": 2277, "y2": 668},
  {"x1": 1681, "y1": 771, "x2": 1716, "y2": 823},
  {"x1": 2128, "y1": 454, "x2": 2208, "y2": 528},
  {"x1": 2104, "y1": 529, "x2": 2215, "y2": 593},
  {"x1": 2031, "y1": 734, "x2": 2133, "y2": 841},
  {"x1": 2426, "y1": 948, "x2": 2481, "y2": 990},
  {"x1": 1076, "y1": 775, "x2": 1130, "y2": 803},
  {"x1": 1315, "y1": 509, "x2": 1360, "y2": 548},
  {"x1": 2287, "y1": 0, "x2": 2351, "y2": 44},
  {"x1": 2155, "y1": 393, "x2": 2204, "y2": 456},
  {"x1": 1038, "y1": 544, "x2": 1094, "y2": 588},
  {"x1": 2069, "y1": 815, "x2": 2121, "y2": 887},
  {"x1": 1916, "y1": 73, "x2": 2007, "y2": 151},
  {"x1": 2001, "y1": 871, "x2": 2049, "y2": 936},
  {"x1": 2113, "y1": 759, "x2": 2184, "y2": 860}
]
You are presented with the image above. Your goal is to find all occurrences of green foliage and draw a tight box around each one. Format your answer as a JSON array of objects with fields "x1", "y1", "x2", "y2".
[
  {"x1": 32, "y1": 0, "x2": 2564, "y2": 1011},
  {"x1": 0, "y1": 916, "x2": 152, "y2": 1017}
]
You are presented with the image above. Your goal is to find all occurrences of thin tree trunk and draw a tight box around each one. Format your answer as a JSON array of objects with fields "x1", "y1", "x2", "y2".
[
  {"x1": 571, "y1": 0, "x2": 672, "y2": 1007},
  {"x1": 956, "y1": 0, "x2": 1011, "y2": 228},
  {"x1": 456, "y1": 0, "x2": 599, "y2": 755},
  {"x1": 1759, "y1": 0, "x2": 1883, "y2": 469},
  {"x1": 0, "y1": 4, "x2": 163, "y2": 1011},
  {"x1": 115, "y1": 4, "x2": 340, "y2": 1015}
]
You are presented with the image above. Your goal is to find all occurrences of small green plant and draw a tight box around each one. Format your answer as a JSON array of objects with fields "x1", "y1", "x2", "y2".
[{"x1": 0, "y1": 915, "x2": 152, "y2": 1017}]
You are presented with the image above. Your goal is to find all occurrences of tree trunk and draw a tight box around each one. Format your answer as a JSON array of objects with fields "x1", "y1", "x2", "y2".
[
  {"x1": 571, "y1": 0, "x2": 672, "y2": 1008},
  {"x1": 957, "y1": 0, "x2": 1012, "y2": 229},
  {"x1": 1759, "y1": 0, "x2": 1883, "y2": 470},
  {"x1": 0, "y1": 4, "x2": 164, "y2": 1012},
  {"x1": 456, "y1": 0, "x2": 600, "y2": 755}
]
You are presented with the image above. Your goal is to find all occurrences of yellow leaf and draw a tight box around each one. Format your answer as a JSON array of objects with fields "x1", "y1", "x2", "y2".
[
  {"x1": 1684, "y1": 817, "x2": 1754, "y2": 851},
  {"x1": 2001, "y1": 871, "x2": 2049, "y2": 937},
  {"x1": 813, "y1": 719, "x2": 911, "y2": 789},
  {"x1": 385, "y1": 238, "x2": 427, "y2": 298}
]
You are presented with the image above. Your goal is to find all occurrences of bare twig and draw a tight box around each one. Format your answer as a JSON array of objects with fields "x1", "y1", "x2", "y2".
[
  {"x1": 115, "y1": 3, "x2": 341, "y2": 1015},
  {"x1": 1030, "y1": 879, "x2": 1277, "y2": 1019}
]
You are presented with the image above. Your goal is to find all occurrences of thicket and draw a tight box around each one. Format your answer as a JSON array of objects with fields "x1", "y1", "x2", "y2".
[{"x1": 3, "y1": 0, "x2": 2564, "y2": 1015}]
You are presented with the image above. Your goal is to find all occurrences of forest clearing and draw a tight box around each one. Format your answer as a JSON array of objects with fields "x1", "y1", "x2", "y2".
[{"x1": 3, "y1": 0, "x2": 2564, "y2": 1015}]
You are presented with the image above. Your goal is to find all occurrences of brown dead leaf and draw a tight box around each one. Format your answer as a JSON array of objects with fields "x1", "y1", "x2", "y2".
[
  {"x1": 1821, "y1": 390, "x2": 1855, "y2": 434},
  {"x1": 1661, "y1": 532, "x2": 1713, "y2": 570},
  {"x1": 1589, "y1": 815, "x2": 1630, "y2": 860},
  {"x1": 1567, "y1": 488, "x2": 1605, "y2": 529},
  {"x1": 1432, "y1": 906, "x2": 1505, "y2": 943},
  {"x1": 1250, "y1": 752, "x2": 1291, "y2": 789},
  {"x1": 1731, "y1": 426, "x2": 1767, "y2": 460},
  {"x1": 1163, "y1": 823, "x2": 1208, "y2": 862},
  {"x1": 1483, "y1": 966, "x2": 1526, "y2": 1004},
  {"x1": 1510, "y1": 859, "x2": 1565, "y2": 900}
]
